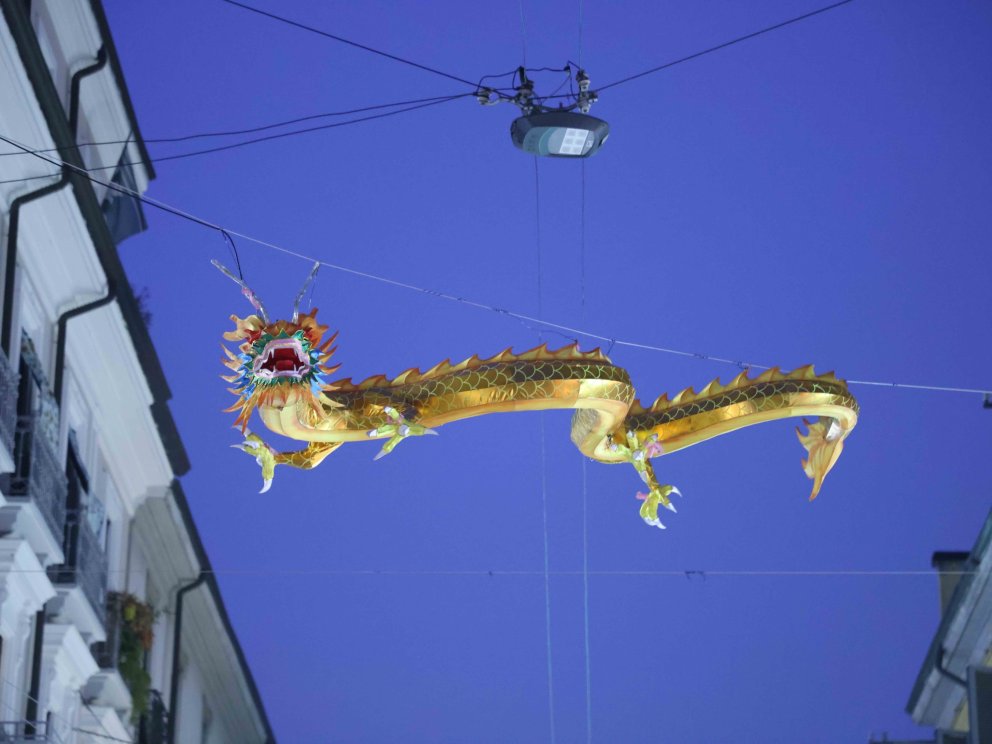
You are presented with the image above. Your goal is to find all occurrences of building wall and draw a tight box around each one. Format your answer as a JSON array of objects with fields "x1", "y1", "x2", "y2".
[{"x1": 0, "y1": 0, "x2": 274, "y2": 741}]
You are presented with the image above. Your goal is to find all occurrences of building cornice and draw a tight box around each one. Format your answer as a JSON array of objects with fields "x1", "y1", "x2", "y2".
[
  {"x1": 0, "y1": 538, "x2": 57, "y2": 620},
  {"x1": 42, "y1": 622, "x2": 99, "y2": 690}
]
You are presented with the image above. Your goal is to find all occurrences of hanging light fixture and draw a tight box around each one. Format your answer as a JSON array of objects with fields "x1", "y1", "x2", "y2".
[
  {"x1": 510, "y1": 110, "x2": 609, "y2": 158},
  {"x1": 479, "y1": 67, "x2": 610, "y2": 159}
]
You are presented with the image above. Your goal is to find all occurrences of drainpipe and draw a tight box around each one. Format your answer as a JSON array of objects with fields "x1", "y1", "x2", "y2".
[
  {"x1": 1, "y1": 47, "x2": 107, "y2": 360},
  {"x1": 23, "y1": 609, "x2": 45, "y2": 731},
  {"x1": 1, "y1": 170, "x2": 70, "y2": 356},
  {"x1": 68, "y1": 46, "x2": 107, "y2": 141},
  {"x1": 52, "y1": 278, "x2": 116, "y2": 406},
  {"x1": 168, "y1": 572, "x2": 208, "y2": 744},
  {"x1": 21, "y1": 44, "x2": 113, "y2": 734},
  {"x1": 3, "y1": 171, "x2": 69, "y2": 735}
]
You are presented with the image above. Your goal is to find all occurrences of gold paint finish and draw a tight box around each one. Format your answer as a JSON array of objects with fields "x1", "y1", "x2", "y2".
[{"x1": 227, "y1": 314, "x2": 859, "y2": 510}]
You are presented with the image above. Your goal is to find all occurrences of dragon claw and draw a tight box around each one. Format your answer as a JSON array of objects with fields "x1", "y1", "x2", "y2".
[
  {"x1": 636, "y1": 483, "x2": 681, "y2": 530},
  {"x1": 232, "y1": 433, "x2": 277, "y2": 492},
  {"x1": 369, "y1": 408, "x2": 436, "y2": 460}
]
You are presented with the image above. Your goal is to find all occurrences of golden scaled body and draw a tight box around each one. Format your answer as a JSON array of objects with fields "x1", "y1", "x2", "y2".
[{"x1": 223, "y1": 311, "x2": 858, "y2": 528}]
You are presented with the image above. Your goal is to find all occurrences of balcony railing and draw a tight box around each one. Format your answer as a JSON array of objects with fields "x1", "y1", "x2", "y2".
[
  {"x1": 0, "y1": 349, "x2": 17, "y2": 457},
  {"x1": 4, "y1": 413, "x2": 67, "y2": 541},
  {"x1": 48, "y1": 509, "x2": 108, "y2": 625},
  {"x1": 92, "y1": 592, "x2": 124, "y2": 670},
  {"x1": 137, "y1": 690, "x2": 168, "y2": 744},
  {"x1": 0, "y1": 720, "x2": 62, "y2": 743}
]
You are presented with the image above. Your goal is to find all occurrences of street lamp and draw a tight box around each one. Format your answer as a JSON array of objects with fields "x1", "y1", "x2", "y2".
[
  {"x1": 480, "y1": 66, "x2": 609, "y2": 159},
  {"x1": 510, "y1": 111, "x2": 609, "y2": 158}
]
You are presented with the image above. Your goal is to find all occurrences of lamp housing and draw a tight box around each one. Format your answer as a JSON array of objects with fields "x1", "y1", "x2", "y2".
[{"x1": 510, "y1": 111, "x2": 609, "y2": 158}]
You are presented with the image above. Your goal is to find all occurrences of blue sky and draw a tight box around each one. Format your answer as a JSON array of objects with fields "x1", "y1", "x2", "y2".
[{"x1": 105, "y1": 1, "x2": 992, "y2": 741}]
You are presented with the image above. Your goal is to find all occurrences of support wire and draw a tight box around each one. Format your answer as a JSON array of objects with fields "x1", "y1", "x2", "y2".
[
  {"x1": 1, "y1": 131, "x2": 986, "y2": 399},
  {"x1": 533, "y1": 155, "x2": 557, "y2": 744}
]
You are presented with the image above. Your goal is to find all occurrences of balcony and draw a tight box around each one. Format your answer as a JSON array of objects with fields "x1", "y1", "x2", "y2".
[
  {"x1": 0, "y1": 349, "x2": 17, "y2": 471},
  {"x1": 83, "y1": 593, "x2": 131, "y2": 712},
  {"x1": 48, "y1": 509, "x2": 107, "y2": 626},
  {"x1": 0, "y1": 720, "x2": 62, "y2": 743},
  {"x1": 1, "y1": 411, "x2": 68, "y2": 551},
  {"x1": 92, "y1": 591, "x2": 124, "y2": 670},
  {"x1": 137, "y1": 691, "x2": 168, "y2": 744},
  {"x1": 88, "y1": 592, "x2": 157, "y2": 721}
]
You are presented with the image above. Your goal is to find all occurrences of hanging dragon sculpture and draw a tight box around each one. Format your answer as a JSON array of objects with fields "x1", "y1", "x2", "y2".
[{"x1": 217, "y1": 262, "x2": 859, "y2": 530}]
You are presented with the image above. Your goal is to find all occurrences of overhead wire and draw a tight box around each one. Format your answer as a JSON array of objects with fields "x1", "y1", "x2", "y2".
[
  {"x1": 0, "y1": 93, "x2": 478, "y2": 157},
  {"x1": 538, "y1": 0, "x2": 858, "y2": 101},
  {"x1": 147, "y1": 94, "x2": 471, "y2": 163},
  {"x1": 518, "y1": 0, "x2": 529, "y2": 66},
  {"x1": 576, "y1": 9, "x2": 593, "y2": 737},
  {"x1": 0, "y1": 0, "x2": 861, "y2": 184},
  {"x1": 533, "y1": 67, "x2": 574, "y2": 105},
  {"x1": 0, "y1": 94, "x2": 471, "y2": 185},
  {"x1": 219, "y1": 0, "x2": 501, "y2": 95},
  {"x1": 579, "y1": 160, "x2": 593, "y2": 744},
  {"x1": 1, "y1": 131, "x2": 988, "y2": 398},
  {"x1": 532, "y1": 152, "x2": 557, "y2": 744},
  {"x1": 0, "y1": 567, "x2": 977, "y2": 578}
]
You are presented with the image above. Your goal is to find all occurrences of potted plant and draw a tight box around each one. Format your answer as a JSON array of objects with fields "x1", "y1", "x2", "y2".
[{"x1": 110, "y1": 591, "x2": 156, "y2": 721}]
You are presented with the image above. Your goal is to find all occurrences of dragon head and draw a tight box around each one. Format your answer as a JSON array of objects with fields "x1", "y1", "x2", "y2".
[{"x1": 221, "y1": 308, "x2": 340, "y2": 431}]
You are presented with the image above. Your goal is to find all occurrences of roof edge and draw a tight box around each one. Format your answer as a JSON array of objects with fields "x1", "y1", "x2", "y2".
[
  {"x1": 86, "y1": 0, "x2": 156, "y2": 181},
  {"x1": 170, "y1": 479, "x2": 277, "y2": 744},
  {"x1": 906, "y1": 506, "x2": 992, "y2": 715}
]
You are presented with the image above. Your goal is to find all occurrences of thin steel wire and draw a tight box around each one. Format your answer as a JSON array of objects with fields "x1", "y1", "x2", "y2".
[
  {"x1": 0, "y1": 94, "x2": 472, "y2": 157},
  {"x1": 537, "y1": 0, "x2": 858, "y2": 102},
  {"x1": 0, "y1": 567, "x2": 975, "y2": 577},
  {"x1": 579, "y1": 157, "x2": 593, "y2": 744},
  {"x1": 518, "y1": 0, "x2": 529, "y2": 65},
  {"x1": 0, "y1": 95, "x2": 470, "y2": 184},
  {"x1": 220, "y1": 0, "x2": 487, "y2": 92},
  {"x1": 1, "y1": 131, "x2": 987, "y2": 398},
  {"x1": 533, "y1": 154, "x2": 557, "y2": 744},
  {"x1": 598, "y1": 0, "x2": 855, "y2": 93}
]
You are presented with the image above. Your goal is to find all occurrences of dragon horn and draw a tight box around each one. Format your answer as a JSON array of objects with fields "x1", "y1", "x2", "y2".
[
  {"x1": 292, "y1": 261, "x2": 321, "y2": 324},
  {"x1": 211, "y1": 259, "x2": 270, "y2": 325}
]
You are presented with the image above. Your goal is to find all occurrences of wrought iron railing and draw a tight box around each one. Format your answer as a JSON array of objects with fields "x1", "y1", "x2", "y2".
[
  {"x1": 48, "y1": 509, "x2": 107, "y2": 625},
  {"x1": 4, "y1": 413, "x2": 67, "y2": 541},
  {"x1": 92, "y1": 592, "x2": 124, "y2": 669},
  {"x1": 0, "y1": 349, "x2": 17, "y2": 457},
  {"x1": 138, "y1": 690, "x2": 168, "y2": 744},
  {"x1": 0, "y1": 720, "x2": 62, "y2": 743}
]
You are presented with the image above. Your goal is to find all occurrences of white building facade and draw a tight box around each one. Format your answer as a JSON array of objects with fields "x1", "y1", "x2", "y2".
[{"x1": 0, "y1": 1, "x2": 275, "y2": 742}]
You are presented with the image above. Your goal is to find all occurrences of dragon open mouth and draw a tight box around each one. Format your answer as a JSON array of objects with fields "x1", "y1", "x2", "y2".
[{"x1": 253, "y1": 337, "x2": 311, "y2": 380}]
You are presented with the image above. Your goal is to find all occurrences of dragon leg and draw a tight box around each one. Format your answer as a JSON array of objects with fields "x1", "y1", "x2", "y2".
[
  {"x1": 607, "y1": 431, "x2": 682, "y2": 528},
  {"x1": 232, "y1": 431, "x2": 342, "y2": 492},
  {"x1": 367, "y1": 406, "x2": 438, "y2": 460},
  {"x1": 635, "y1": 458, "x2": 682, "y2": 530}
]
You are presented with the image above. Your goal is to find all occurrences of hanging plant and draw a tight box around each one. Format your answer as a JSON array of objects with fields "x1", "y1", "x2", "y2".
[{"x1": 110, "y1": 592, "x2": 156, "y2": 722}]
